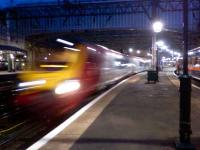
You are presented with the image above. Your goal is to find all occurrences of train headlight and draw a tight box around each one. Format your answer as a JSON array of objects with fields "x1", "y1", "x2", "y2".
[
  {"x1": 54, "y1": 80, "x2": 80, "y2": 95},
  {"x1": 18, "y1": 80, "x2": 46, "y2": 87}
]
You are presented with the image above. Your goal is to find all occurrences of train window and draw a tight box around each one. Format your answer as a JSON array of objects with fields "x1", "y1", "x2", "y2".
[
  {"x1": 194, "y1": 57, "x2": 198, "y2": 65},
  {"x1": 33, "y1": 47, "x2": 80, "y2": 71},
  {"x1": 197, "y1": 57, "x2": 200, "y2": 65},
  {"x1": 188, "y1": 57, "x2": 192, "y2": 65},
  {"x1": 104, "y1": 54, "x2": 113, "y2": 69},
  {"x1": 192, "y1": 57, "x2": 198, "y2": 65},
  {"x1": 38, "y1": 61, "x2": 68, "y2": 71},
  {"x1": 114, "y1": 57, "x2": 129, "y2": 68}
]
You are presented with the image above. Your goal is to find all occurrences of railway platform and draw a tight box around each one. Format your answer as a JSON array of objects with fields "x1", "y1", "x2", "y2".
[{"x1": 27, "y1": 70, "x2": 200, "y2": 150}]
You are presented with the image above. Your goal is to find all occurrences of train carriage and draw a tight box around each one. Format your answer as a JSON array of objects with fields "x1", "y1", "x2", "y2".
[
  {"x1": 15, "y1": 37, "x2": 135, "y2": 108},
  {"x1": 176, "y1": 47, "x2": 200, "y2": 79},
  {"x1": 188, "y1": 47, "x2": 200, "y2": 79}
]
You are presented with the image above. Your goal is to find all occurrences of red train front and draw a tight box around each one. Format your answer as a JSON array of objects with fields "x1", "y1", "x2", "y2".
[{"x1": 15, "y1": 36, "x2": 134, "y2": 114}]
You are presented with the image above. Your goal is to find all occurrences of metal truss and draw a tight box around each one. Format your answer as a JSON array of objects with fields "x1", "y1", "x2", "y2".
[
  {"x1": 158, "y1": 0, "x2": 200, "y2": 22},
  {"x1": 3, "y1": 1, "x2": 151, "y2": 19},
  {"x1": 159, "y1": 0, "x2": 200, "y2": 11},
  {"x1": 1, "y1": 0, "x2": 199, "y2": 20},
  {"x1": 0, "y1": 0, "x2": 198, "y2": 28},
  {"x1": 0, "y1": 0, "x2": 199, "y2": 49}
]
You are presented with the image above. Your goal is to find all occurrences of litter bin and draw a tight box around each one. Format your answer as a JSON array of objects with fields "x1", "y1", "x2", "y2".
[{"x1": 147, "y1": 70, "x2": 158, "y2": 82}]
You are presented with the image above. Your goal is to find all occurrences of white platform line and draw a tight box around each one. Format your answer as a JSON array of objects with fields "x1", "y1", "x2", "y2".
[
  {"x1": 173, "y1": 71, "x2": 179, "y2": 78},
  {"x1": 26, "y1": 75, "x2": 133, "y2": 150},
  {"x1": 192, "y1": 84, "x2": 200, "y2": 90},
  {"x1": 172, "y1": 72, "x2": 200, "y2": 90},
  {"x1": 193, "y1": 75, "x2": 200, "y2": 80}
]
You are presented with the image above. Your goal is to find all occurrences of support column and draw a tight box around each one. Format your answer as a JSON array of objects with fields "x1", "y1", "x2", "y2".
[
  {"x1": 151, "y1": 0, "x2": 158, "y2": 71},
  {"x1": 176, "y1": 0, "x2": 195, "y2": 149},
  {"x1": 152, "y1": 33, "x2": 157, "y2": 70}
]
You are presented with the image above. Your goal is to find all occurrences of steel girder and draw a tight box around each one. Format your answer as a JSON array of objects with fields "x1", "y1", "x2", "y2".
[
  {"x1": 0, "y1": 0, "x2": 199, "y2": 50},
  {"x1": 1, "y1": 0, "x2": 199, "y2": 19},
  {"x1": 3, "y1": 1, "x2": 151, "y2": 19}
]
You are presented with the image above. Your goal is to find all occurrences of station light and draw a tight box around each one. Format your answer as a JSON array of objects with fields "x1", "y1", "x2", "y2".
[
  {"x1": 63, "y1": 47, "x2": 80, "y2": 52},
  {"x1": 152, "y1": 21, "x2": 164, "y2": 33},
  {"x1": 136, "y1": 50, "x2": 141, "y2": 54},
  {"x1": 129, "y1": 48, "x2": 133, "y2": 53},
  {"x1": 156, "y1": 41, "x2": 164, "y2": 47},
  {"x1": 174, "y1": 52, "x2": 181, "y2": 56},
  {"x1": 147, "y1": 53, "x2": 152, "y2": 56},
  {"x1": 174, "y1": 52, "x2": 178, "y2": 55},
  {"x1": 161, "y1": 45, "x2": 168, "y2": 50},
  {"x1": 166, "y1": 49, "x2": 170, "y2": 52},
  {"x1": 44, "y1": 57, "x2": 48, "y2": 60},
  {"x1": 188, "y1": 51, "x2": 194, "y2": 55},
  {"x1": 10, "y1": 54, "x2": 14, "y2": 59},
  {"x1": 56, "y1": 38, "x2": 74, "y2": 46}
]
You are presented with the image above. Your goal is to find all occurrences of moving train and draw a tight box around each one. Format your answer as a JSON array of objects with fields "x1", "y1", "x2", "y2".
[{"x1": 15, "y1": 37, "x2": 151, "y2": 111}]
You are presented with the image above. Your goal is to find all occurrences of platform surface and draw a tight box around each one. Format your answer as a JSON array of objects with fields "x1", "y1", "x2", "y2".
[{"x1": 39, "y1": 70, "x2": 200, "y2": 150}]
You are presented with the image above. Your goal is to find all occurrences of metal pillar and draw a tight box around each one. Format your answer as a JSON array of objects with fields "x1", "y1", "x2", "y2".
[
  {"x1": 7, "y1": 54, "x2": 12, "y2": 72},
  {"x1": 175, "y1": 0, "x2": 195, "y2": 149},
  {"x1": 152, "y1": 33, "x2": 157, "y2": 70},
  {"x1": 156, "y1": 46, "x2": 159, "y2": 77},
  {"x1": 151, "y1": 0, "x2": 157, "y2": 71}
]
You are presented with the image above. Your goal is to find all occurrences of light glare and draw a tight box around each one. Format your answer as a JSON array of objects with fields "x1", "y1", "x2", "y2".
[
  {"x1": 156, "y1": 41, "x2": 164, "y2": 47},
  {"x1": 153, "y1": 21, "x2": 163, "y2": 33},
  {"x1": 97, "y1": 45, "x2": 109, "y2": 50},
  {"x1": 40, "y1": 65, "x2": 68, "y2": 68},
  {"x1": 87, "y1": 47, "x2": 96, "y2": 52},
  {"x1": 55, "y1": 80, "x2": 80, "y2": 95},
  {"x1": 188, "y1": 51, "x2": 194, "y2": 55},
  {"x1": 56, "y1": 38, "x2": 74, "y2": 46},
  {"x1": 129, "y1": 48, "x2": 133, "y2": 53},
  {"x1": 64, "y1": 47, "x2": 80, "y2": 52},
  {"x1": 147, "y1": 53, "x2": 152, "y2": 56},
  {"x1": 10, "y1": 54, "x2": 14, "y2": 59},
  {"x1": 136, "y1": 50, "x2": 141, "y2": 54},
  {"x1": 19, "y1": 80, "x2": 46, "y2": 87}
]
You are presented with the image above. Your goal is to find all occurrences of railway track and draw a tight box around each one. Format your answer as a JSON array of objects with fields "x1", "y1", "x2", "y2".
[{"x1": 0, "y1": 84, "x2": 107, "y2": 149}]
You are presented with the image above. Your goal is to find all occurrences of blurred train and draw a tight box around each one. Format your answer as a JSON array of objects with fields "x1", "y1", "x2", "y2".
[
  {"x1": 15, "y1": 37, "x2": 151, "y2": 111},
  {"x1": 176, "y1": 47, "x2": 200, "y2": 80}
]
